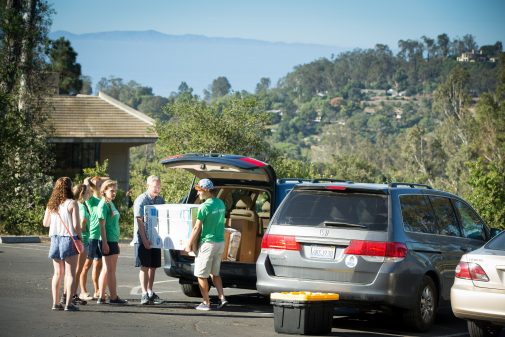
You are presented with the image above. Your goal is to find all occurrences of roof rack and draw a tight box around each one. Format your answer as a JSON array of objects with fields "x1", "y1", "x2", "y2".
[
  {"x1": 389, "y1": 182, "x2": 433, "y2": 189},
  {"x1": 277, "y1": 178, "x2": 312, "y2": 184},
  {"x1": 310, "y1": 178, "x2": 354, "y2": 184}
]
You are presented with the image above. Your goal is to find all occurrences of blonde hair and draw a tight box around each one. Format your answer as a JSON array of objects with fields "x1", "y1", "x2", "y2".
[
  {"x1": 72, "y1": 183, "x2": 89, "y2": 203},
  {"x1": 100, "y1": 179, "x2": 117, "y2": 196}
]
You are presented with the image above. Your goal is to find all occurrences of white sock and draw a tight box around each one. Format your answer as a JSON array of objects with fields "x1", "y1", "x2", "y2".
[{"x1": 147, "y1": 290, "x2": 153, "y2": 297}]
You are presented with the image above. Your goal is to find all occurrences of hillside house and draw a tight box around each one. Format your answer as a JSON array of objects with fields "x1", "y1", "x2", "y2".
[{"x1": 44, "y1": 92, "x2": 157, "y2": 190}]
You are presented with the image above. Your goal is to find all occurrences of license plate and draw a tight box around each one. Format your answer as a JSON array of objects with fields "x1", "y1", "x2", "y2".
[{"x1": 310, "y1": 245, "x2": 336, "y2": 260}]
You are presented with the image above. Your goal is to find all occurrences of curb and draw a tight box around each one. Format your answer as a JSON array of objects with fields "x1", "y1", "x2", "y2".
[{"x1": 0, "y1": 236, "x2": 41, "y2": 244}]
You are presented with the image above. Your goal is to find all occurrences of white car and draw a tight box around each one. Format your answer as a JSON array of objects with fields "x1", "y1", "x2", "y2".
[{"x1": 451, "y1": 230, "x2": 505, "y2": 337}]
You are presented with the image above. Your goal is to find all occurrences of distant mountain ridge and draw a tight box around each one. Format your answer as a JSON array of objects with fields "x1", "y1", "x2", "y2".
[{"x1": 49, "y1": 30, "x2": 344, "y2": 96}]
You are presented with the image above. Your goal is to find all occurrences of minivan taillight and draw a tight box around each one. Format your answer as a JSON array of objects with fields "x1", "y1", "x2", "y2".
[
  {"x1": 344, "y1": 240, "x2": 407, "y2": 258},
  {"x1": 455, "y1": 261, "x2": 489, "y2": 282},
  {"x1": 261, "y1": 234, "x2": 300, "y2": 251}
]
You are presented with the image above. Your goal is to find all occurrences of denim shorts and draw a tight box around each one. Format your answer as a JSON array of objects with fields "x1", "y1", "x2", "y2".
[
  {"x1": 48, "y1": 235, "x2": 78, "y2": 260},
  {"x1": 88, "y1": 239, "x2": 103, "y2": 260}
]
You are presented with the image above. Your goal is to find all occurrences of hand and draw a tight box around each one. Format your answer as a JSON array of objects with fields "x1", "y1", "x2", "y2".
[
  {"x1": 143, "y1": 239, "x2": 151, "y2": 250},
  {"x1": 184, "y1": 243, "x2": 192, "y2": 253},
  {"x1": 102, "y1": 241, "x2": 110, "y2": 255}
]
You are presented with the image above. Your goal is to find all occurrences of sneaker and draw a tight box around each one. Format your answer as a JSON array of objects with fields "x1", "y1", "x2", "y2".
[
  {"x1": 140, "y1": 293, "x2": 151, "y2": 305},
  {"x1": 79, "y1": 292, "x2": 93, "y2": 301},
  {"x1": 52, "y1": 303, "x2": 64, "y2": 311},
  {"x1": 109, "y1": 297, "x2": 128, "y2": 305},
  {"x1": 64, "y1": 304, "x2": 79, "y2": 311},
  {"x1": 72, "y1": 295, "x2": 87, "y2": 305},
  {"x1": 217, "y1": 299, "x2": 228, "y2": 309},
  {"x1": 60, "y1": 293, "x2": 66, "y2": 305},
  {"x1": 96, "y1": 298, "x2": 107, "y2": 305},
  {"x1": 149, "y1": 292, "x2": 163, "y2": 305},
  {"x1": 195, "y1": 302, "x2": 211, "y2": 311}
]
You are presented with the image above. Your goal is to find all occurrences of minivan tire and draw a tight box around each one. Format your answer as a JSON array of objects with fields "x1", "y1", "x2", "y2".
[
  {"x1": 181, "y1": 284, "x2": 202, "y2": 297},
  {"x1": 403, "y1": 276, "x2": 437, "y2": 332},
  {"x1": 467, "y1": 320, "x2": 502, "y2": 337}
]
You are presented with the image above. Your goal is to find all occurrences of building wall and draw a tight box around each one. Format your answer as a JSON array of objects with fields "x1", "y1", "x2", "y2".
[{"x1": 100, "y1": 143, "x2": 130, "y2": 190}]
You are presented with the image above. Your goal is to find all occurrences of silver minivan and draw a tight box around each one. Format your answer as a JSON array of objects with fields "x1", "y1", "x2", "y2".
[{"x1": 256, "y1": 181, "x2": 494, "y2": 332}]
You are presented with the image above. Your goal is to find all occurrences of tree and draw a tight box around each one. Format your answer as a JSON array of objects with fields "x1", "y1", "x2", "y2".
[
  {"x1": 436, "y1": 33, "x2": 450, "y2": 58},
  {"x1": 255, "y1": 77, "x2": 271, "y2": 94},
  {"x1": 156, "y1": 95, "x2": 271, "y2": 158},
  {"x1": 0, "y1": 0, "x2": 54, "y2": 234},
  {"x1": 209, "y1": 76, "x2": 231, "y2": 100},
  {"x1": 48, "y1": 37, "x2": 82, "y2": 95}
]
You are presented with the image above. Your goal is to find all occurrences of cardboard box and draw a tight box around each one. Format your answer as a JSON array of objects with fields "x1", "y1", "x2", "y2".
[
  {"x1": 144, "y1": 204, "x2": 199, "y2": 250},
  {"x1": 222, "y1": 227, "x2": 241, "y2": 261},
  {"x1": 270, "y1": 292, "x2": 339, "y2": 335}
]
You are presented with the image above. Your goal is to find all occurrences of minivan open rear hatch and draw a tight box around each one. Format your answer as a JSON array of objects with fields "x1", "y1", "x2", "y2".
[{"x1": 161, "y1": 153, "x2": 276, "y2": 185}]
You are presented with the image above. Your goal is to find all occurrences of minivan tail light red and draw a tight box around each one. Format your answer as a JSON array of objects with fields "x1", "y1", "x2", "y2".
[
  {"x1": 261, "y1": 234, "x2": 300, "y2": 251},
  {"x1": 325, "y1": 185, "x2": 346, "y2": 191},
  {"x1": 455, "y1": 261, "x2": 489, "y2": 282},
  {"x1": 239, "y1": 157, "x2": 265, "y2": 167},
  {"x1": 344, "y1": 240, "x2": 407, "y2": 258}
]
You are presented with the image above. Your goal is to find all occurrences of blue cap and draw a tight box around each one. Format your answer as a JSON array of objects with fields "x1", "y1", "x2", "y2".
[{"x1": 195, "y1": 178, "x2": 214, "y2": 191}]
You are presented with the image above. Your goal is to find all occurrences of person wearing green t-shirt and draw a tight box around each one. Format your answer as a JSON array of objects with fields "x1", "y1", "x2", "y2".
[
  {"x1": 185, "y1": 179, "x2": 227, "y2": 311},
  {"x1": 84, "y1": 176, "x2": 105, "y2": 300},
  {"x1": 97, "y1": 179, "x2": 127, "y2": 305}
]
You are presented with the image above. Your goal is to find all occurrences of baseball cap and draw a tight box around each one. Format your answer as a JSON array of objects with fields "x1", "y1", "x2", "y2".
[{"x1": 195, "y1": 178, "x2": 214, "y2": 191}]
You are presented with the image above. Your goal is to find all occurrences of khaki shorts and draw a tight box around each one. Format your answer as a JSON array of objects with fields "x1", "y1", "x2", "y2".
[{"x1": 194, "y1": 241, "x2": 225, "y2": 278}]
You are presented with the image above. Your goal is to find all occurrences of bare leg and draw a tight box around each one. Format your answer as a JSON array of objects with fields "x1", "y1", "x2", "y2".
[
  {"x1": 147, "y1": 267, "x2": 156, "y2": 292},
  {"x1": 51, "y1": 259, "x2": 64, "y2": 305},
  {"x1": 210, "y1": 274, "x2": 225, "y2": 301},
  {"x1": 80, "y1": 258, "x2": 93, "y2": 295},
  {"x1": 98, "y1": 256, "x2": 108, "y2": 300},
  {"x1": 64, "y1": 254, "x2": 78, "y2": 307},
  {"x1": 105, "y1": 254, "x2": 119, "y2": 299},
  {"x1": 198, "y1": 277, "x2": 210, "y2": 305},
  {"x1": 92, "y1": 259, "x2": 102, "y2": 297}
]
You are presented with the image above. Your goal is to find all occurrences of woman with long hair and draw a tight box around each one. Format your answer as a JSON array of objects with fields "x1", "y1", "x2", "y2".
[
  {"x1": 97, "y1": 179, "x2": 127, "y2": 305},
  {"x1": 43, "y1": 177, "x2": 82, "y2": 311}
]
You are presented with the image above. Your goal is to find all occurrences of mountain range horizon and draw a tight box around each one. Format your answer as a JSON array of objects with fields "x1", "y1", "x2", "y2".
[{"x1": 49, "y1": 30, "x2": 345, "y2": 96}]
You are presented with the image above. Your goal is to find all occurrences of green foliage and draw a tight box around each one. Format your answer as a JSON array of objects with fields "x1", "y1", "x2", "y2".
[
  {"x1": 466, "y1": 160, "x2": 505, "y2": 230},
  {"x1": 48, "y1": 37, "x2": 82, "y2": 95},
  {"x1": 156, "y1": 94, "x2": 272, "y2": 158},
  {"x1": 0, "y1": 0, "x2": 55, "y2": 235}
]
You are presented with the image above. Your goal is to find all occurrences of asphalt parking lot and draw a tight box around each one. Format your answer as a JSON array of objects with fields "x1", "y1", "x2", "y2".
[{"x1": 1, "y1": 241, "x2": 500, "y2": 337}]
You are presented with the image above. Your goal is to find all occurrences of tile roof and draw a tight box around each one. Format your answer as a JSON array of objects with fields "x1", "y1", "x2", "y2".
[{"x1": 44, "y1": 92, "x2": 157, "y2": 143}]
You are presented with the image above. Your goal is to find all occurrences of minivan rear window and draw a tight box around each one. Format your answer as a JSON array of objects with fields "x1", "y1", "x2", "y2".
[{"x1": 271, "y1": 190, "x2": 388, "y2": 230}]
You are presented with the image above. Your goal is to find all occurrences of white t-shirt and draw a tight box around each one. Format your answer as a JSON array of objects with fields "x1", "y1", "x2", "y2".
[{"x1": 48, "y1": 199, "x2": 76, "y2": 237}]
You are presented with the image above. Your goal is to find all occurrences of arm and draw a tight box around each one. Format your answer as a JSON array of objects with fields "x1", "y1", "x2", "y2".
[
  {"x1": 42, "y1": 208, "x2": 50, "y2": 227},
  {"x1": 136, "y1": 216, "x2": 151, "y2": 249},
  {"x1": 99, "y1": 218, "x2": 110, "y2": 254},
  {"x1": 184, "y1": 219, "x2": 202, "y2": 253},
  {"x1": 68, "y1": 200, "x2": 82, "y2": 239}
]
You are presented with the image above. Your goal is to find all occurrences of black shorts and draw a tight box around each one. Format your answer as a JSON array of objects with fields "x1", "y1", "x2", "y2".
[
  {"x1": 134, "y1": 243, "x2": 161, "y2": 268},
  {"x1": 87, "y1": 239, "x2": 103, "y2": 259},
  {"x1": 98, "y1": 241, "x2": 120, "y2": 256}
]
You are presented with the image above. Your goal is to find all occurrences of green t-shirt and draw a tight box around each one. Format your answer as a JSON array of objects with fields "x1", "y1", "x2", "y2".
[
  {"x1": 197, "y1": 197, "x2": 225, "y2": 243},
  {"x1": 86, "y1": 196, "x2": 101, "y2": 240},
  {"x1": 78, "y1": 202, "x2": 91, "y2": 244},
  {"x1": 97, "y1": 198, "x2": 120, "y2": 243}
]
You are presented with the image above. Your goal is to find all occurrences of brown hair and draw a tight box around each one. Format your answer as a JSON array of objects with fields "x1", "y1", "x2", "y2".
[
  {"x1": 47, "y1": 177, "x2": 73, "y2": 212},
  {"x1": 72, "y1": 183, "x2": 88, "y2": 203},
  {"x1": 100, "y1": 179, "x2": 117, "y2": 196}
]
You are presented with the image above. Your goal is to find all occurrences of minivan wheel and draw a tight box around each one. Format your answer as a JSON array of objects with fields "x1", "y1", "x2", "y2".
[
  {"x1": 180, "y1": 284, "x2": 202, "y2": 297},
  {"x1": 403, "y1": 276, "x2": 437, "y2": 332},
  {"x1": 467, "y1": 320, "x2": 501, "y2": 337}
]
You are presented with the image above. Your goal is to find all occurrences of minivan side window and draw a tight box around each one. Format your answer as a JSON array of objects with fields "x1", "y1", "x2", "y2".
[
  {"x1": 453, "y1": 200, "x2": 486, "y2": 241},
  {"x1": 400, "y1": 195, "x2": 437, "y2": 234},
  {"x1": 428, "y1": 196, "x2": 461, "y2": 237}
]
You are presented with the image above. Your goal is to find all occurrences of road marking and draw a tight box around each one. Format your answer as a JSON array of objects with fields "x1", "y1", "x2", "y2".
[{"x1": 0, "y1": 243, "x2": 48, "y2": 251}]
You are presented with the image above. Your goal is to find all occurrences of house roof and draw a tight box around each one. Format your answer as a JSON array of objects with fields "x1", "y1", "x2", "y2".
[{"x1": 44, "y1": 92, "x2": 157, "y2": 144}]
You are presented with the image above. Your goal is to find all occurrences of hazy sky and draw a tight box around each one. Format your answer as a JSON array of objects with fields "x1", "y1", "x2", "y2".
[{"x1": 50, "y1": 0, "x2": 505, "y2": 49}]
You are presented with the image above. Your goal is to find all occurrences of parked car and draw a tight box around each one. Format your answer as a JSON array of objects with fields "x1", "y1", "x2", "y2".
[
  {"x1": 256, "y1": 181, "x2": 496, "y2": 332},
  {"x1": 160, "y1": 153, "x2": 323, "y2": 297},
  {"x1": 451, "y1": 230, "x2": 505, "y2": 337}
]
